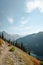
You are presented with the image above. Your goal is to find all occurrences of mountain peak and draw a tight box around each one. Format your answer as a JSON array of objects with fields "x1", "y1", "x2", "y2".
[{"x1": 0, "y1": 31, "x2": 21, "y2": 41}]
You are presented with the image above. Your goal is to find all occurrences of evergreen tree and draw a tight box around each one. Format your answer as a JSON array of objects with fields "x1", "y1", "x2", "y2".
[
  {"x1": 0, "y1": 35, "x2": 1, "y2": 38},
  {"x1": 21, "y1": 42, "x2": 26, "y2": 52},
  {"x1": 8, "y1": 39, "x2": 11, "y2": 43},
  {"x1": 13, "y1": 41, "x2": 14, "y2": 45},
  {"x1": 4, "y1": 38, "x2": 6, "y2": 41},
  {"x1": 12, "y1": 41, "x2": 14, "y2": 45},
  {"x1": 17, "y1": 43, "x2": 21, "y2": 48},
  {"x1": 2, "y1": 32, "x2": 4, "y2": 39},
  {"x1": 21, "y1": 42, "x2": 23, "y2": 49},
  {"x1": 15, "y1": 41, "x2": 17, "y2": 46},
  {"x1": 23, "y1": 45, "x2": 26, "y2": 52}
]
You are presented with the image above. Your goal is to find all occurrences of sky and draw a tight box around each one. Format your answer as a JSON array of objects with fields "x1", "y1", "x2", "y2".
[{"x1": 0, "y1": 0, "x2": 43, "y2": 35}]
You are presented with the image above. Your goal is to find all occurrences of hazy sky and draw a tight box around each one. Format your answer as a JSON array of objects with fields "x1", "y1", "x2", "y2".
[{"x1": 0, "y1": 0, "x2": 43, "y2": 35}]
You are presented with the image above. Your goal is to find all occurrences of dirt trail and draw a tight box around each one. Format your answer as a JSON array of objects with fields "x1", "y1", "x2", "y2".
[
  {"x1": 0, "y1": 40, "x2": 40, "y2": 65},
  {"x1": 0, "y1": 42, "x2": 9, "y2": 65}
]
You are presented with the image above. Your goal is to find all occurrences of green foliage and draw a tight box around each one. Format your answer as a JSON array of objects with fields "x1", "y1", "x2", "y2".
[
  {"x1": 2, "y1": 32, "x2": 4, "y2": 39},
  {"x1": 15, "y1": 41, "x2": 27, "y2": 52},
  {"x1": 0, "y1": 35, "x2": 1, "y2": 38},
  {"x1": 8, "y1": 39, "x2": 11, "y2": 43},
  {"x1": 21, "y1": 42, "x2": 23, "y2": 49},
  {"x1": 0, "y1": 38, "x2": 3, "y2": 45},
  {"x1": 15, "y1": 41, "x2": 17, "y2": 46},
  {"x1": 9, "y1": 46, "x2": 15, "y2": 52},
  {"x1": 40, "y1": 61, "x2": 43, "y2": 65}
]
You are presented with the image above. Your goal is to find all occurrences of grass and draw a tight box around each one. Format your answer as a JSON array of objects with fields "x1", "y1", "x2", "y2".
[
  {"x1": 0, "y1": 38, "x2": 3, "y2": 45},
  {"x1": 40, "y1": 61, "x2": 43, "y2": 65},
  {"x1": 16, "y1": 47, "x2": 40, "y2": 65},
  {"x1": 9, "y1": 46, "x2": 15, "y2": 52},
  {"x1": 3, "y1": 55, "x2": 14, "y2": 65},
  {"x1": 0, "y1": 49, "x2": 1, "y2": 55},
  {"x1": 6, "y1": 57, "x2": 14, "y2": 65},
  {"x1": 0, "y1": 38, "x2": 3, "y2": 54}
]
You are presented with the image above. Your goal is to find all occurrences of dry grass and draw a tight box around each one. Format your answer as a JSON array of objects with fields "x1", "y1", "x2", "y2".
[
  {"x1": 29, "y1": 55, "x2": 40, "y2": 65},
  {"x1": 0, "y1": 38, "x2": 4, "y2": 45},
  {"x1": 15, "y1": 47, "x2": 34, "y2": 65},
  {"x1": 40, "y1": 61, "x2": 43, "y2": 65},
  {"x1": 6, "y1": 57, "x2": 14, "y2": 65},
  {"x1": 16, "y1": 47, "x2": 40, "y2": 65},
  {"x1": 3, "y1": 55, "x2": 14, "y2": 65},
  {"x1": 0, "y1": 39, "x2": 41, "y2": 65}
]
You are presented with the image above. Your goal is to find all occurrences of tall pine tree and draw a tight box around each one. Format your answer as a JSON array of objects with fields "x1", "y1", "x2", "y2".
[{"x1": 2, "y1": 32, "x2": 4, "y2": 39}]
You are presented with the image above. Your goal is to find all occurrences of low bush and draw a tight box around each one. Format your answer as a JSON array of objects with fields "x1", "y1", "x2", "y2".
[
  {"x1": 9, "y1": 46, "x2": 15, "y2": 52},
  {"x1": 40, "y1": 61, "x2": 43, "y2": 65},
  {"x1": 0, "y1": 38, "x2": 3, "y2": 45}
]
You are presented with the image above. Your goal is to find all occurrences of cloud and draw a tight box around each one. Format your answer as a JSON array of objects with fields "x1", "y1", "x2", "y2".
[
  {"x1": 25, "y1": 0, "x2": 43, "y2": 13},
  {"x1": 20, "y1": 17, "x2": 28, "y2": 26},
  {"x1": 8, "y1": 25, "x2": 33, "y2": 35},
  {"x1": 8, "y1": 25, "x2": 32, "y2": 31},
  {"x1": 7, "y1": 17, "x2": 14, "y2": 24}
]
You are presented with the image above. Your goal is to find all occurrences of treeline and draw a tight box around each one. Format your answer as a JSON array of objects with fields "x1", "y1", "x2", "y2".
[
  {"x1": 15, "y1": 41, "x2": 26, "y2": 52},
  {"x1": 0, "y1": 32, "x2": 30, "y2": 55},
  {"x1": 0, "y1": 32, "x2": 14, "y2": 44}
]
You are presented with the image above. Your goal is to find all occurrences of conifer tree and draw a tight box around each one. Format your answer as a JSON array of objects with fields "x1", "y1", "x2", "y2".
[
  {"x1": 21, "y1": 42, "x2": 23, "y2": 49},
  {"x1": 15, "y1": 41, "x2": 17, "y2": 46},
  {"x1": 0, "y1": 35, "x2": 1, "y2": 38},
  {"x1": 2, "y1": 32, "x2": 4, "y2": 39}
]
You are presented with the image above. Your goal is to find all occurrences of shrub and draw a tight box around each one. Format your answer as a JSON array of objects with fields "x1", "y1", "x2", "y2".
[
  {"x1": 9, "y1": 46, "x2": 15, "y2": 52},
  {"x1": 40, "y1": 61, "x2": 43, "y2": 65},
  {"x1": 0, "y1": 38, "x2": 3, "y2": 45}
]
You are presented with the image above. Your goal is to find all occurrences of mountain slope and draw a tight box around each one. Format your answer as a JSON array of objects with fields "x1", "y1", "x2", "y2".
[
  {"x1": 0, "y1": 38, "x2": 40, "y2": 65},
  {"x1": 17, "y1": 32, "x2": 43, "y2": 56},
  {"x1": 0, "y1": 31, "x2": 21, "y2": 41}
]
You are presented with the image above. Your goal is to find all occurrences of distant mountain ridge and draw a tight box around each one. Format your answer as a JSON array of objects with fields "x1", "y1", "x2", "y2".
[
  {"x1": 0, "y1": 31, "x2": 21, "y2": 41},
  {"x1": 0, "y1": 31, "x2": 43, "y2": 60},
  {"x1": 0, "y1": 31, "x2": 43, "y2": 56},
  {"x1": 16, "y1": 31, "x2": 43, "y2": 56}
]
